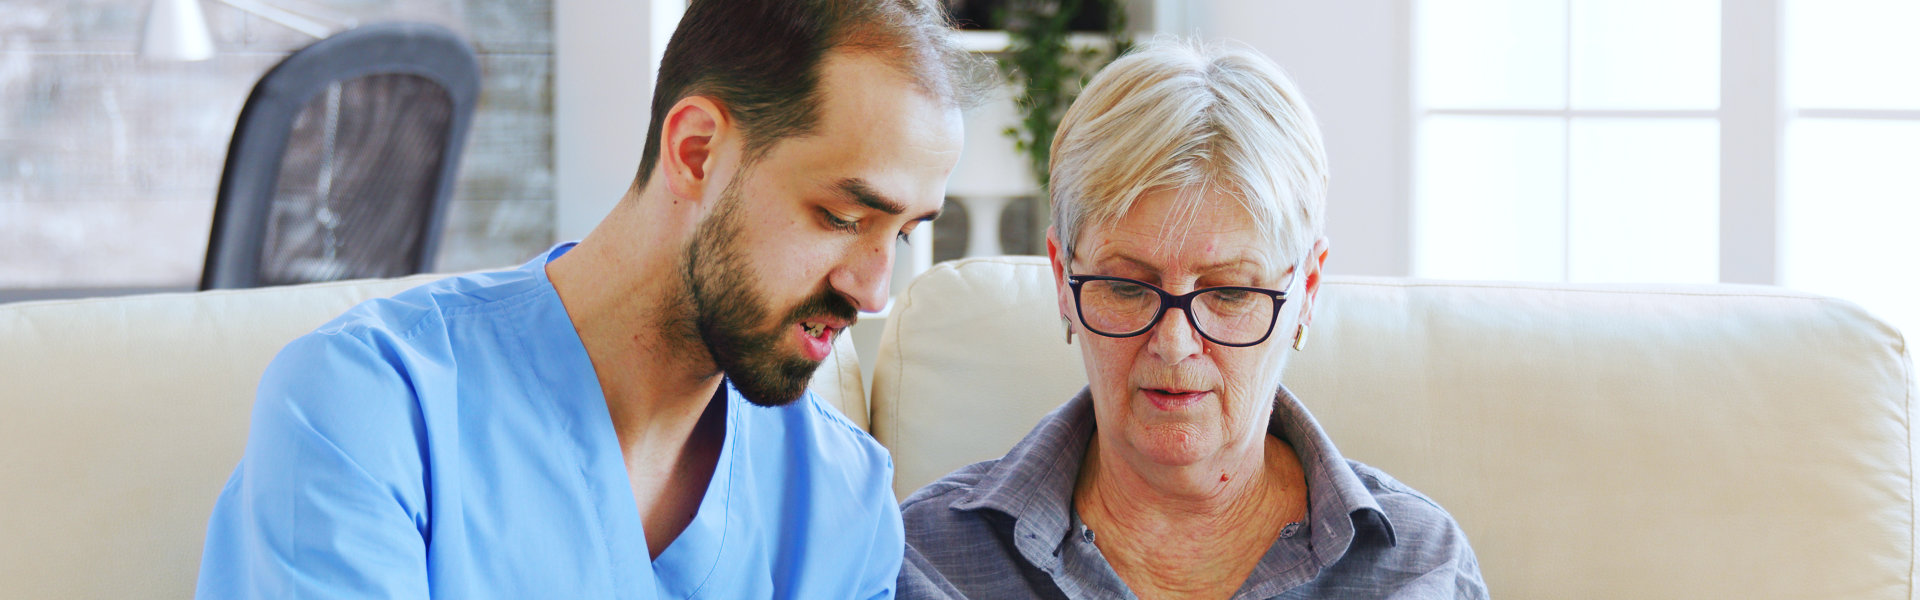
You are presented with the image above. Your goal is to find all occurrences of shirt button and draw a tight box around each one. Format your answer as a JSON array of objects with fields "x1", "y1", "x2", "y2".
[{"x1": 1081, "y1": 527, "x2": 1096, "y2": 543}]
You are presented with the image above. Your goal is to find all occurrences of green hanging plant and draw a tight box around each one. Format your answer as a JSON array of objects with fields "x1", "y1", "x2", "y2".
[{"x1": 995, "y1": 0, "x2": 1132, "y2": 191}]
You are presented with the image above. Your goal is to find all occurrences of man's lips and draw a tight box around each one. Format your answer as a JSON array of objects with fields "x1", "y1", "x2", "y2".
[
  {"x1": 796, "y1": 316, "x2": 854, "y2": 360},
  {"x1": 798, "y1": 316, "x2": 853, "y2": 338}
]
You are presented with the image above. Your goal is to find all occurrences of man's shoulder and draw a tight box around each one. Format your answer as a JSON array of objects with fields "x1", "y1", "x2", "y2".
[
  {"x1": 800, "y1": 391, "x2": 879, "y2": 446},
  {"x1": 314, "y1": 265, "x2": 547, "y2": 341},
  {"x1": 770, "y1": 391, "x2": 888, "y2": 465},
  {"x1": 741, "y1": 390, "x2": 899, "y2": 505},
  {"x1": 252, "y1": 267, "x2": 549, "y2": 438}
]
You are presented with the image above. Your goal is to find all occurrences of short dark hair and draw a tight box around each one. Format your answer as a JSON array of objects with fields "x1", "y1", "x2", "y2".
[{"x1": 635, "y1": 0, "x2": 983, "y2": 188}]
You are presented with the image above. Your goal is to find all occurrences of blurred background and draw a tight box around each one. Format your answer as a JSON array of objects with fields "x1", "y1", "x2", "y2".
[{"x1": 1, "y1": 0, "x2": 1913, "y2": 338}]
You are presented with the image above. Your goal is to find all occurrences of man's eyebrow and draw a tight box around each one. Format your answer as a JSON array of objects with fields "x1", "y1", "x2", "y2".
[
  {"x1": 837, "y1": 179, "x2": 906, "y2": 215},
  {"x1": 837, "y1": 178, "x2": 943, "y2": 222}
]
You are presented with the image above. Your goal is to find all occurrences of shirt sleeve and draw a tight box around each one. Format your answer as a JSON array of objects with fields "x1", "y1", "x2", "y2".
[
  {"x1": 1384, "y1": 520, "x2": 1488, "y2": 600},
  {"x1": 860, "y1": 457, "x2": 906, "y2": 600},
  {"x1": 897, "y1": 537, "x2": 967, "y2": 599},
  {"x1": 195, "y1": 331, "x2": 433, "y2": 599},
  {"x1": 1439, "y1": 525, "x2": 1489, "y2": 600},
  {"x1": 1375, "y1": 490, "x2": 1490, "y2": 600}
]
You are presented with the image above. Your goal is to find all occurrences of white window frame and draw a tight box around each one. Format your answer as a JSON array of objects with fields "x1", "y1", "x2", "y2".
[
  {"x1": 1719, "y1": 0, "x2": 1781, "y2": 285},
  {"x1": 1409, "y1": 0, "x2": 1819, "y2": 287}
]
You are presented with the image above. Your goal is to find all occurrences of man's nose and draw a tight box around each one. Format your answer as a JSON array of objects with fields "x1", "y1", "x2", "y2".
[{"x1": 829, "y1": 239, "x2": 894, "y2": 313}]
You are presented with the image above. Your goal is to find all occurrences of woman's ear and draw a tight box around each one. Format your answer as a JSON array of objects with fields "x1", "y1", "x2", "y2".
[
  {"x1": 1300, "y1": 236, "x2": 1330, "y2": 326},
  {"x1": 658, "y1": 96, "x2": 729, "y2": 203},
  {"x1": 1048, "y1": 227, "x2": 1074, "y2": 323}
]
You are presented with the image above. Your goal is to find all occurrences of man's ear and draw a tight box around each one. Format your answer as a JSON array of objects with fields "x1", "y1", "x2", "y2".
[{"x1": 658, "y1": 96, "x2": 729, "y2": 202}]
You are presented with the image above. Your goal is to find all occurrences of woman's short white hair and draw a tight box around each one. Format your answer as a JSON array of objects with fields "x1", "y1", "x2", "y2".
[{"x1": 1049, "y1": 38, "x2": 1328, "y2": 270}]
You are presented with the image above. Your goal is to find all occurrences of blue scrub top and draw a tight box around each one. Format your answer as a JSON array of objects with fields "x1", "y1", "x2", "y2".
[{"x1": 196, "y1": 243, "x2": 903, "y2": 599}]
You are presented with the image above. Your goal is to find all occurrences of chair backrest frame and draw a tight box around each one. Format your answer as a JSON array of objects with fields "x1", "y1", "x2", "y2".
[{"x1": 201, "y1": 22, "x2": 481, "y2": 290}]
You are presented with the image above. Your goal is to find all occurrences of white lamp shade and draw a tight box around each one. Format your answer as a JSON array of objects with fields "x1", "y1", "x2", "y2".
[{"x1": 142, "y1": 0, "x2": 215, "y2": 62}]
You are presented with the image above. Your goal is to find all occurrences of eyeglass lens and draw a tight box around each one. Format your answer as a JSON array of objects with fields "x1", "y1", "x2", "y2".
[{"x1": 1078, "y1": 279, "x2": 1275, "y2": 344}]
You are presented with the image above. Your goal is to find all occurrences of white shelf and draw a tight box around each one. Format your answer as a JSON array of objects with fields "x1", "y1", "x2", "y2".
[{"x1": 954, "y1": 30, "x2": 1116, "y2": 53}]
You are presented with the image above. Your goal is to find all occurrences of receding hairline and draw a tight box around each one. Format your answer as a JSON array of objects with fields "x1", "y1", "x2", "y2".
[
  {"x1": 632, "y1": 0, "x2": 987, "y2": 191},
  {"x1": 821, "y1": 45, "x2": 975, "y2": 109},
  {"x1": 719, "y1": 48, "x2": 966, "y2": 172}
]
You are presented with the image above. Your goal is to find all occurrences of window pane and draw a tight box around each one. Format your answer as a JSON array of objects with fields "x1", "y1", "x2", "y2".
[
  {"x1": 1567, "y1": 119, "x2": 1719, "y2": 283},
  {"x1": 1787, "y1": 0, "x2": 1920, "y2": 109},
  {"x1": 1415, "y1": 116, "x2": 1567, "y2": 281},
  {"x1": 1782, "y1": 119, "x2": 1920, "y2": 339},
  {"x1": 1569, "y1": 0, "x2": 1719, "y2": 110},
  {"x1": 1417, "y1": 0, "x2": 1568, "y2": 109}
]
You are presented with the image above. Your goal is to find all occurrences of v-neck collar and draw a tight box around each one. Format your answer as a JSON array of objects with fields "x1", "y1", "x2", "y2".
[
  {"x1": 648, "y1": 384, "x2": 737, "y2": 598},
  {"x1": 524, "y1": 242, "x2": 738, "y2": 600}
]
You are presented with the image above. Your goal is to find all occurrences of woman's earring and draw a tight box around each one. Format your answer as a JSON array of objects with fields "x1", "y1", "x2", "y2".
[
  {"x1": 1292, "y1": 323, "x2": 1310, "y2": 351},
  {"x1": 1062, "y1": 315, "x2": 1075, "y2": 345}
]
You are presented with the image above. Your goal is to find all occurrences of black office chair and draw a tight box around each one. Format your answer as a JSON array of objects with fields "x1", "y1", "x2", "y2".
[{"x1": 201, "y1": 22, "x2": 480, "y2": 290}]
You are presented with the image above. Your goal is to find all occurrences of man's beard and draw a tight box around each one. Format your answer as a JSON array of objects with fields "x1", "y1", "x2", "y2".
[{"x1": 679, "y1": 180, "x2": 859, "y2": 407}]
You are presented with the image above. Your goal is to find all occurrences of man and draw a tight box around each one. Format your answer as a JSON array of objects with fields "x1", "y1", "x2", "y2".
[{"x1": 195, "y1": 1, "x2": 977, "y2": 597}]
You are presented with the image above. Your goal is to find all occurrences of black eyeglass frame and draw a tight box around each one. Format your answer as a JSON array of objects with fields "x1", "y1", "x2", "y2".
[{"x1": 1064, "y1": 274, "x2": 1292, "y2": 347}]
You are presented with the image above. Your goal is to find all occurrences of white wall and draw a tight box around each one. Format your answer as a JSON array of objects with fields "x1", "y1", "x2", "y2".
[
  {"x1": 553, "y1": 0, "x2": 663, "y2": 241},
  {"x1": 555, "y1": 1, "x2": 1416, "y2": 274},
  {"x1": 1194, "y1": 0, "x2": 1412, "y2": 276}
]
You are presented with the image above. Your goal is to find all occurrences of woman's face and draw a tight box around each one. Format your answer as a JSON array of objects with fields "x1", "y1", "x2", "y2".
[{"x1": 1051, "y1": 188, "x2": 1322, "y2": 470}]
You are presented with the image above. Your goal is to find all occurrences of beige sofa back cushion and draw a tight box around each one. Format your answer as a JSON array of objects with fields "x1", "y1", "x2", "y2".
[
  {"x1": 0, "y1": 274, "x2": 862, "y2": 599},
  {"x1": 870, "y1": 256, "x2": 1917, "y2": 599}
]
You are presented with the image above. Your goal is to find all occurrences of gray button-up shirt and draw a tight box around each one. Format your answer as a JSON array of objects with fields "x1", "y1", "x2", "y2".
[{"x1": 898, "y1": 386, "x2": 1487, "y2": 599}]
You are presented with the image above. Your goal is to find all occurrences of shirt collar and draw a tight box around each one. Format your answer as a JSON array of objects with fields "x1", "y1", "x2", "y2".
[
  {"x1": 947, "y1": 389, "x2": 1093, "y2": 570},
  {"x1": 948, "y1": 385, "x2": 1397, "y2": 572},
  {"x1": 1267, "y1": 384, "x2": 1399, "y2": 565},
  {"x1": 540, "y1": 241, "x2": 578, "y2": 267}
]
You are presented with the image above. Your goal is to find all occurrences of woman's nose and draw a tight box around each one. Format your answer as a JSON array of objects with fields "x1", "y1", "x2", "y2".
[{"x1": 1145, "y1": 306, "x2": 1205, "y2": 362}]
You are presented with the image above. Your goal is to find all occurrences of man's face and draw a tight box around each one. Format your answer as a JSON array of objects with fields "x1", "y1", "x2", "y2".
[{"x1": 683, "y1": 51, "x2": 962, "y2": 406}]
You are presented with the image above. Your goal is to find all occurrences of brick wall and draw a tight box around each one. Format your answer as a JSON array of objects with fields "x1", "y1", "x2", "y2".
[{"x1": 0, "y1": 0, "x2": 554, "y2": 290}]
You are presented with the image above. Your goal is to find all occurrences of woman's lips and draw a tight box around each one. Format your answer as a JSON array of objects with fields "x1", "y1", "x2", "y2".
[{"x1": 1142, "y1": 388, "x2": 1208, "y2": 411}]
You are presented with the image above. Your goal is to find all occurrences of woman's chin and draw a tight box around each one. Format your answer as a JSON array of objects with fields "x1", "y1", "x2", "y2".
[{"x1": 1122, "y1": 425, "x2": 1220, "y2": 468}]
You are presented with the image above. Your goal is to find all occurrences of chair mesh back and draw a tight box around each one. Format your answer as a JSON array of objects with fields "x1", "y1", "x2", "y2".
[{"x1": 258, "y1": 74, "x2": 453, "y2": 285}]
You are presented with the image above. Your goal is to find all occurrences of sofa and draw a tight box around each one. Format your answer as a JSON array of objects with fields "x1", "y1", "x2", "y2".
[
  {"x1": 0, "y1": 272, "x2": 864, "y2": 599},
  {"x1": 2, "y1": 256, "x2": 1913, "y2": 598}
]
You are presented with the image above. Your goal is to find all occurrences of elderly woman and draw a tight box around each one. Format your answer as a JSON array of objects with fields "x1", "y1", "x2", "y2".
[{"x1": 898, "y1": 41, "x2": 1486, "y2": 599}]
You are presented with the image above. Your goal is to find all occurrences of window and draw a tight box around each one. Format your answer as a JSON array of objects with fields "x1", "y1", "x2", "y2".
[
  {"x1": 1414, "y1": 0, "x2": 1720, "y2": 284},
  {"x1": 1780, "y1": 0, "x2": 1920, "y2": 340},
  {"x1": 1414, "y1": 0, "x2": 1919, "y2": 337}
]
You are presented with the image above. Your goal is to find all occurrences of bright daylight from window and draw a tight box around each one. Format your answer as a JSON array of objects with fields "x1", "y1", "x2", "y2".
[{"x1": 1414, "y1": 0, "x2": 1918, "y2": 340}]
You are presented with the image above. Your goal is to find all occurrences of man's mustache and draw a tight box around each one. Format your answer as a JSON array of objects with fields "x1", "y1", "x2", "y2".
[{"x1": 782, "y1": 287, "x2": 859, "y2": 329}]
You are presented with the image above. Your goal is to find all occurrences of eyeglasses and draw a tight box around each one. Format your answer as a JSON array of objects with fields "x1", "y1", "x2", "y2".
[{"x1": 1065, "y1": 271, "x2": 1296, "y2": 347}]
